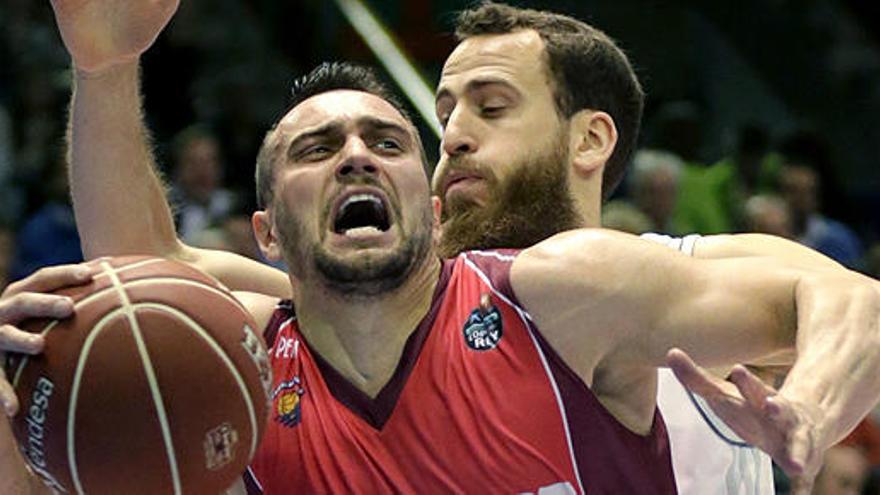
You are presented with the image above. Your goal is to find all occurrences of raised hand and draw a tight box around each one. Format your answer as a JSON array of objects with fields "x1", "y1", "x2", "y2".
[
  {"x1": 0, "y1": 264, "x2": 95, "y2": 417},
  {"x1": 49, "y1": 0, "x2": 180, "y2": 74},
  {"x1": 667, "y1": 348, "x2": 824, "y2": 495}
]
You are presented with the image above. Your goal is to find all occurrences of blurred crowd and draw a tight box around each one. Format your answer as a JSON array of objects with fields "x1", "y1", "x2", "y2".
[
  {"x1": 2, "y1": 2, "x2": 880, "y2": 494},
  {"x1": 606, "y1": 103, "x2": 874, "y2": 274}
]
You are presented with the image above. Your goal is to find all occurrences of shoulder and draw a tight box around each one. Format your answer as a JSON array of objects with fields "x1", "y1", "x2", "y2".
[{"x1": 232, "y1": 291, "x2": 284, "y2": 334}]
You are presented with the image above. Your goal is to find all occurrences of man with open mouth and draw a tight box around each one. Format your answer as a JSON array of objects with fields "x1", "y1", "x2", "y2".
[{"x1": 3, "y1": 1, "x2": 880, "y2": 494}]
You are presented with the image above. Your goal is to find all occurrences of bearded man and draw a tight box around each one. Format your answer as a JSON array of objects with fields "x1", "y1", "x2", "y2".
[{"x1": 10, "y1": 1, "x2": 880, "y2": 495}]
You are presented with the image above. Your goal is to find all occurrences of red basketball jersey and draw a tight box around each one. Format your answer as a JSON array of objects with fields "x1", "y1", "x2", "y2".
[{"x1": 245, "y1": 251, "x2": 676, "y2": 494}]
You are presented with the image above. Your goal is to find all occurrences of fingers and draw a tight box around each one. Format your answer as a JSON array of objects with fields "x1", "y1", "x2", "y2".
[
  {"x1": 0, "y1": 325, "x2": 45, "y2": 354},
  {"x1": 3, "y1": 263, "x2": 94, "y2": 298},
  {"x1": 0, "y1": 293, "x2": 75, "y2": 326},
  {"x1": 666, "y1": 348, "x2": 724, "y2": 397},
  {"x1": 0, "y1": 367, "x2": 18, "y2": 417},
  {"x1": 728, "y1": 365, "x2": 776, "y2": 411}
]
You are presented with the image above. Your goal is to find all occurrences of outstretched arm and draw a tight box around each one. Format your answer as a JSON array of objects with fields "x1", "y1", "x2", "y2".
[
  {"x1": 692, "y1": 233, "x2": 841, "y2": 269},
  {"x1": 512, "y1": 228, "x2": 880, "y2": 486},
  {"x1": 53, "y1": 0, "x2": 290, "y2": 297}
]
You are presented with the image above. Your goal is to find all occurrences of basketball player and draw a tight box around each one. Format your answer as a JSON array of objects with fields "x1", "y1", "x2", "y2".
[
  {"x1": 1, "y1": 0, "x2": 872, "y2": 495},
  {"x1": 52, "y1": 1, "x2": 879, "y2": 493},
  {"x1": 6, "y1": 59, "x2": 880, "y2": 494}
]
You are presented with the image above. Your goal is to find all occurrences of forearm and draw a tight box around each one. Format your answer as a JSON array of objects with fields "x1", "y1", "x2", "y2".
[
  {"x1": 693, "y1": 234, "x2": 841, "y2": 270},
  {"x1": 782, "y1": 272, "x2": 880, "y2": 447},
  {"x1": 1, "y1": 419, "x2": 51, "y2": 495},
  {"x1": 68, "y1": 62, "x2": 182, "y2": 260}
]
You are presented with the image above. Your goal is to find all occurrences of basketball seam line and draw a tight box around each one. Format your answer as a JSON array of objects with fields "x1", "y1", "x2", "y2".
[
  {"x1": 11, "y1": 274, "x2": 233, "y2": 390},
  {"x1": 100, "y1": 261, "x2": 183, "y2": 495},
  {"x1": 134, "y1": 302, "x2": 259, "y2": 462},
  {"x1": 67, "y1": 305, "x2": 136, "y2": 494}
]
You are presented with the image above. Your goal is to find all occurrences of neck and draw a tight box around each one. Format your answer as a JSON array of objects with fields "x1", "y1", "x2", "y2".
[
  {"x1": 569, "y1": 172, "x2": 602, "y2": 228},
  {"x1": 292, "y1": 253, "x2": 442, "y2": 398}
]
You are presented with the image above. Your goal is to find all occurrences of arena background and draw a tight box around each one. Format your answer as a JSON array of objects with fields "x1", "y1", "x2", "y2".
[
  {"x1": 2, "y1": 1, "x2": 879, "y2": 233},
  {"x1": 3, "y1": 1, "x2": 880, "y2": 493}
]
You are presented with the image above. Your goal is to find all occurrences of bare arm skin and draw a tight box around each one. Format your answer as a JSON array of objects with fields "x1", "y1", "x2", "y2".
[
  {"x1": 512, "y1": 228, "x2": 880, "y2": 490},
  {"x1": 54, "y1": 0, "x2": 291, "y2": 298},
  {"x1": 693, "y1": 233, "x2": 842, "y2": 269},
  {"x1": 689, "y1": 233, "x2": 845, "y2": 372}
]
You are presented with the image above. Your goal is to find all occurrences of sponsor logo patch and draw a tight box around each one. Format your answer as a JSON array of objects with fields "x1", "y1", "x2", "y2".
[
  {"x1": 463, "y1": 293, "x2": 503, "y2": 351},
  {"x1": 272, "y1": 377, "x2": 305, "y2": 428},
  {"x1": 204, "y1": 423, "x2": 240, "y2": 470}
]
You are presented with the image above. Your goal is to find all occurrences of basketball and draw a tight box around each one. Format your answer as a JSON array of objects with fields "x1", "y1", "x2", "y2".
[{"x1": 3, "y1": 256, "x2": 272, "y2": 495}]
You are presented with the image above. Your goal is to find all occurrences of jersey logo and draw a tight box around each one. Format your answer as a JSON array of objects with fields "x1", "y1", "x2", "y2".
[
  {"x1": 463, "y1": 293, "x2": 503, "y2": 351},
  {"x1": 272, "y1": 377, "x2": 306, "y2": 428}
]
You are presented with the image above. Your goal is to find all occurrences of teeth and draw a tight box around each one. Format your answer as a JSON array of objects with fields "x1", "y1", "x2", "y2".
[
  {"x1": 344, "y1": 226, "x2": 383, "y2": 236},
  {"x1": 341, "y1": 193, "x2": 382, "y2": 211}
]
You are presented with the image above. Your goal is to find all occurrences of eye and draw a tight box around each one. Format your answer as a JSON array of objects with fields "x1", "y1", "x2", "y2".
[
  {"x1": 374, "y1": 138, "x2": 403, "y2": 152},
  {"x1": 480, "y1": 104, "x2": 506, "y2": 118},
  {"x1": 301, "y1": 144, "x2": 332, "y2": 160}
]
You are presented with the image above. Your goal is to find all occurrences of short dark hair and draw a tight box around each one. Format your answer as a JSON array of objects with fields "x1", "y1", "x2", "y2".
[
  {"x1": 455, "y1": 1, "x2": 644, "y2": 200},
  {"x1": 255, "y1": 62, "x2": 426, "y2": 208}
]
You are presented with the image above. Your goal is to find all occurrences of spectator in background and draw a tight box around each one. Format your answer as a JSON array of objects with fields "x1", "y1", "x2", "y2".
[
  {"x1": 779, "y1": 162, "x2": 864, "y2": 268},
  {"x1": 743, "y1": 194, "x2": 794, "y2": 239},
  {"x1": 8, "y1": 152, "x2": 82, "y2": 281},
  {"x1": 650, "y1": 101, "x2": 733, "y2": 234},
  {"x1": 713, "y1": 124, "x2": 783, "y2": 231},
  {"x1": 629, "y1": 149, "x2": 684, "y2": 234},
  {"x1": 168, "y1": 125, "x2": 238, "y2": 243},
  {"x1": 810, "y1": 445, "x2": 870, "y2": 495}
]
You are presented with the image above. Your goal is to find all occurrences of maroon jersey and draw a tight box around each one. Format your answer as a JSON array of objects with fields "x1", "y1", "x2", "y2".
[{"x1": 245, "y1": 251, "x2": 676, "y2": 494}]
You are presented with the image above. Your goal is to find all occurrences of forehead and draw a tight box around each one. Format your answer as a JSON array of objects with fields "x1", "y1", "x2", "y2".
[
  {"x1": 440, "y1": 30, "x2": 550, "y2": 92},
  {"x1": 277, "y1": 89, "x2": 411, "y2": 136}
]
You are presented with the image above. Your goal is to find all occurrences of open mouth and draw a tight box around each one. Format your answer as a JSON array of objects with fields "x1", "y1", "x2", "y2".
[{"x1": 333, "y1": 193, "x2": 391, "y2": 234}]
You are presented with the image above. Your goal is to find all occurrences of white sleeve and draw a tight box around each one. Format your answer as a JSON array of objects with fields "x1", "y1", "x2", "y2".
[{"x1": 640, "y1": 233, "x2": 701, "y2": 256}]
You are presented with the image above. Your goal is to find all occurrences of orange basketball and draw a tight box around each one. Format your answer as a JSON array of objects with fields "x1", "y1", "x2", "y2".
[{"x1": 4, "y1": 256, "x2": 271, "y2": 494}]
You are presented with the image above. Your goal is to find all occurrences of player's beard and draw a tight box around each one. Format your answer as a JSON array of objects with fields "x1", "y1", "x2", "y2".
[
  {"x1": 438, "y1": 132, "x2": 582, "y2": 258},
  {"x1": 273, "y1": 198, "x2": 435, "y2": 298}
]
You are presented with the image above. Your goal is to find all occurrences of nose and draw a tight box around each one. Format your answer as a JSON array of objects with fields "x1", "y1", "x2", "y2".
[
  {"x1": 441, "y1": 106, "x2": 478, "y2": 157},
  {"x1": 336, "y1": 138, "x2": 380, "y2": 179}
]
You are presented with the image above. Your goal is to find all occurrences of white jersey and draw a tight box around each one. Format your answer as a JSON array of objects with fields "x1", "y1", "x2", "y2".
[{"x1": 642, "y1": 233, "x2": 775, "y2": 495}]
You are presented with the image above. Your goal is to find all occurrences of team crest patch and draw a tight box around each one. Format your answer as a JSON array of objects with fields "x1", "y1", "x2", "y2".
[
  {"x1": 272, "y1": 377, "x2": 305, "y2": 427},
  {"x1": 463, "y1": 293, "x2": 503, "y2": 351}
]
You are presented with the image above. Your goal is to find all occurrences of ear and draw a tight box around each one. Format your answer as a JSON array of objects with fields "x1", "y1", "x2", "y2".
[
  {"x1": 569, "y1": 110, "x2": 618, "y2": 178},
  {"x1": 252, "y1": 209, "x2": 283, "y2": 262}
]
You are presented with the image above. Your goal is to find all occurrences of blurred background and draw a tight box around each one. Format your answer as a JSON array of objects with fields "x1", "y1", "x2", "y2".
[{"x1": 2, "y1": 1, "x2": 880, "y2": 491}]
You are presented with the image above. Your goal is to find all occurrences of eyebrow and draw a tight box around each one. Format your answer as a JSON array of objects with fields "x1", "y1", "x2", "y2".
[
  {"x1": 358, "y1": 116, "x2": 411, "y2": 137},
  {"x1": 436, "y1": 77, "x2": 521, "y2": 104},
  {"x1": 285, "y1": 116, "x2": 411, "y2": 158},
  {"x1": 286, "y1": 121, "x2": 341, "y2": 158}
]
